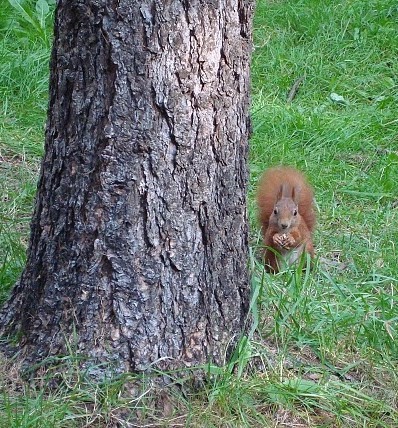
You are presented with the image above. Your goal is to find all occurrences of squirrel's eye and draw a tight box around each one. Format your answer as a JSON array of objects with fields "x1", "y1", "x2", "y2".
[
  {"x1": 273, "y1": 208, "x2": 278, "y2": 215},
  {"x1": 293, "y1": 209, "x2": 298, "y2": 216}
]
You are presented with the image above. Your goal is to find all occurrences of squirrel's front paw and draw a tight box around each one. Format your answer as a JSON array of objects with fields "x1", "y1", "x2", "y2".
[
  {"x1": 273, "y1": 233, "x2": 295, "y2": 249},
  {"x1": 283, "y1": 234, "x2": 296, "y2": 249},
  {"x1": 273, "y1": 233, "x2": 287, "y2": 248}
]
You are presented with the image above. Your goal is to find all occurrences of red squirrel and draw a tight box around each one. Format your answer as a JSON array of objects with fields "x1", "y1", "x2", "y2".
[{"x1": 256, "y1": 166, "x2": 316, "y2": 273}]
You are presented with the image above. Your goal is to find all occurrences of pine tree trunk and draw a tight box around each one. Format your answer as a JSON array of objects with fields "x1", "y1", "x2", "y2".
[{"x1": 0, "y1": 0, "x2": 253, "y2": 374}]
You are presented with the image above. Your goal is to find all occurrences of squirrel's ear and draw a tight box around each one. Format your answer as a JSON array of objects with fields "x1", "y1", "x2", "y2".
[
  {"x1": 292, "y1": 186, "x2": 301, "y2": 204},
  {"x1": 281, "y1": 183, "x2": 292, "y2": 198},
  {"x1": 277, "y1": 184, "x2": 284, "y2": 200}
]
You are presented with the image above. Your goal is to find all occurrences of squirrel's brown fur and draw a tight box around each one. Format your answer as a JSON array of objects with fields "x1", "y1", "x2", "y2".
[{"x1": 257, "y1": 166, "x2": 316, "y2": 273}]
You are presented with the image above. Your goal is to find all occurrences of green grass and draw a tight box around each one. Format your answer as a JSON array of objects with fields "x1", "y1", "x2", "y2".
[
  {"x1": 0, "y1": 0, "x2": 50, "y2": 303},
  {"x1": 1, "y1": 0, "x2": 398, "y2": 426}
]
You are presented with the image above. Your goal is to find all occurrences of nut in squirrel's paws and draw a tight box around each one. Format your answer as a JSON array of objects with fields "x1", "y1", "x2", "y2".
[{"x1": 273, "y1": 233, "x2": 295, "y2": 249}]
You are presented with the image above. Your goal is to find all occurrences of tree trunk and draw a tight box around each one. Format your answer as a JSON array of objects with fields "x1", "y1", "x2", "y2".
[{"x1": 0, "y1": 0, "x2": 253, "y2": 374}]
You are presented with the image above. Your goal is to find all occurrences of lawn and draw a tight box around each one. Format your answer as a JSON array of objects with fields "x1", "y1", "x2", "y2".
[{"x1": 1, "y1": 0, "x2": 398, "y2": 426}]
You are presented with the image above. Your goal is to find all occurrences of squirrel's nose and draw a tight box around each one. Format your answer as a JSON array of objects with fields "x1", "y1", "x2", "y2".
[{"x1": 281, "y1": 223, "x2": 288, "y2": 229}]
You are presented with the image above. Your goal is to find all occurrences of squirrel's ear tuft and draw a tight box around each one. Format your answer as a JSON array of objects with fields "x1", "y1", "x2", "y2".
[
  {"x1": 277, "y1": 184, "x2": 284, "y2": 200},
  {"x1": 292, "y1": 186, "x2": 302, "y2": 204},
  {"x1": 281, "y1": 183, "x2": 293, "y2": 198}
]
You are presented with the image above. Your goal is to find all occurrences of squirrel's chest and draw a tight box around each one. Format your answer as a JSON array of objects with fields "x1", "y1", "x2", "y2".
[{"x1": 278, "y1": 244, "x2": 305, "y2": 267}]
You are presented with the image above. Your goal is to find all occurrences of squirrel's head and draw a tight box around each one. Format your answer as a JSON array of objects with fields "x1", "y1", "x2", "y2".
[{"x1": 270, "y1": 184, "x2": 300, "y2": 230}]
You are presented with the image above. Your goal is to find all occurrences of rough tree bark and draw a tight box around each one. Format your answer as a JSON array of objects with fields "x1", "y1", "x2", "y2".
[{"x1": 0, "y1": 0, "x2": 253, "y2": 374}]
